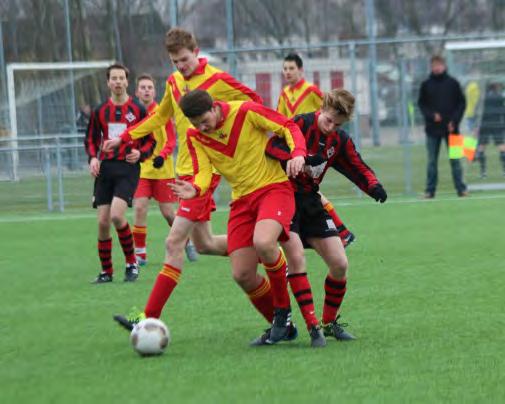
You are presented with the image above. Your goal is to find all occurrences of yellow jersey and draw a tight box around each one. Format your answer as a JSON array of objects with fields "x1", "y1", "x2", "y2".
[{"x1": 276, "y1": 79, "x2": 323, "y2": 118}]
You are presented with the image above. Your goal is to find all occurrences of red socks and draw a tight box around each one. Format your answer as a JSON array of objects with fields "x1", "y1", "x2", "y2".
[
  {"x1": 97, "y1": 238, "x2": 112, "y2": 274},
  {"x1": 247, "y1": 277, "x2": 274, "y2": 322},
  {"x1": 287, "y1": 272, "x2": 319, "y2": 329},
  {"x1": 116, "y1": 223, "x2": 136, "y2": 264},
  {"x1": 262, "y1": 249, "x2": 290, "y2": 309},
  {"x1": 322, "y1": 275, "x2": 347, "y2": 324},
  {"x1": 323, "y1": 202, "x2": 350, "y2": 240},
  {"x1": 144, "y1": 264, "x2": 181, "y2": 318},
  {"x1": 132, "y1": 225, "x2": 147, "y2": 261}
]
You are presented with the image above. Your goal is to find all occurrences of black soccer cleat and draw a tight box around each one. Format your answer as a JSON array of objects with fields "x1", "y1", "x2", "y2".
[
  {"x1": 113, "y1": 309, "x2": 145, "y2": 332},
  {"x1": 250, "y1": 322, "x2": 298, "y2": 346},
  {"x1": 268, "y1": 307, "x2": 292, "y2": 343},
  {"x1": 321, "y1": 316, "x2": 356, "y2": 341},
  {"x1": 91, "y1": 272, "x2": 113, "y2": 284},
  {"x1": 309, "y1": 325, "x2": 327, "y2": 348},
  {"x1": 113, "y1": 315, "x2": 135, "y2": 331},
  {"x1": 124, "y1": 263, "x2": 139, "y2": 282}
]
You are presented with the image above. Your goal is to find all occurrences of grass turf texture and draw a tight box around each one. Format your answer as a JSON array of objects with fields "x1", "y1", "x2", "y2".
[{"x1": 1, "y1": 194, "x2": 504, "y2": 403}]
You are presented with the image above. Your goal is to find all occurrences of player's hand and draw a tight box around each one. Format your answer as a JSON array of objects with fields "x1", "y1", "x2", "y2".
[
  {"x1": 370, "y1": 183, "x2": 387, "y2": 203},
  {"x1": 126, "y1": 149, "x2": 141, "y2": 163},
  {"x1": 89, "y1": 157, "x2": 100, "y2": 177},
  {"x1": 433, "y1": 112, "x2": 442, "y2": 123},
  {"x1": 102, "y1": 137, "x2": 122, "y2": 152},
  {"x1": 169, "y1": 179, "x2": 197, "y2": 199},
  {"x1": 286, "y1": 155, "x2": 305, "y2": 177},
  {"x1": 305, "y1": 154, "x2": 325, "y2": 167},
  {"x1": 153, "y1": 156, "x2": 165, "y2": 168},
  {"x1": 448, "y1": 121, "x2": 455, "y2": 133}
]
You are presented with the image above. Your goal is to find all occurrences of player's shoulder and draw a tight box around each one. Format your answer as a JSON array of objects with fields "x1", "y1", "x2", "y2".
[
  {"x1": 128, "y1": 97, "x2": 147, "y2": 114},
  {"x1": 93, "y1": 99, "x2": 109, "y2": 114}
]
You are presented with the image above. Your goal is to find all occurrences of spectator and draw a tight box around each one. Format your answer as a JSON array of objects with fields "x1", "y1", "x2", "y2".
[{"x1": 418, "y1": 55, "x2": 467, "y2": 198}]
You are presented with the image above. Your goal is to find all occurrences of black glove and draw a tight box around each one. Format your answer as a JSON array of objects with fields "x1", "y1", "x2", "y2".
[
  {"x1": 153, "y1": 156, "x2": 165, "y2": 169},
  {"x1": 305, "y1": 154, "x2": 326, "y2": 167},
  {"x1": 370, "y1": 184, "x2": 387, "y2": 203}
]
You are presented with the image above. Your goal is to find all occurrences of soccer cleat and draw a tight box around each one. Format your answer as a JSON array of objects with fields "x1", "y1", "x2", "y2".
[
  {"x1": 135, "y1": 255, "x2": 147, "y2": 266},
  {"x1": 424, "y1": 192, "x2": 435, "y2": 199},
  {"x1": 185, "y1": 240, "x2": 199, "y2": 262},
  {"x1": 250, "y1": 322, "x2": 298, "y2": 346},
  {"x1": 341, "y1": 231, "x2": 356, "y2": 248},
  {"x1": 309, "y1": 325, "x2": 327, "y2": 348},
  {"x1": 124, "y1": 263, "x2": 139, "y2": 282},
  {"x1": 267, "y1": 307, "x2": 292, "y2": 343},
  {"x1": 113, "y1": 308, "x2": 146, "y2": 332},
  {"x1": 91, "y1": 272, "x2": 113, "y2": 284},
  {"x1": 321, "y1": 316, "x2": 356, "y2": 341}
]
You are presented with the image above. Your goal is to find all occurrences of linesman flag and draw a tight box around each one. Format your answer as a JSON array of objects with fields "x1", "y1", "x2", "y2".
[{"x1": 448, "y1": 134, "x2": 478, "y2": 161}]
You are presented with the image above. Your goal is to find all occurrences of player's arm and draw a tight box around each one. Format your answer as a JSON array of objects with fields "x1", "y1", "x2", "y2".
[
  {"x1": 84, "y1": 108, "x2": 101, "y2": 177},
  {"x1": 153, "y1": 120, "x2": 177, "y2": 169},
  {"x1": 172, "y1": 130, "x2": 213, "y2": 198},
  {"x1": 138, "y1": 133, "x2": 157, "y2": 162},
  {"x1": 245, "y1": 102, "x2": 306, "y2": 176},
  {"x1": 331, "y1": 133, "x2": 387, "y2": 203},
  {"x1": 217, "y1": 72, "x2": 263, "y2": 104}
]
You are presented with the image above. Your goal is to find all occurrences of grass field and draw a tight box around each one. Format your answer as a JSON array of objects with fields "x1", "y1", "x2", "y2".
[{"x1": 1, "y1": 191, "x2": 504, "y2": 403}]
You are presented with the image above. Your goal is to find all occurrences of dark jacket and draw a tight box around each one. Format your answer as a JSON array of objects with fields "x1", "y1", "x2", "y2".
[{"x1": 418, "y1": 71, "x2": 466, "y2": 137}]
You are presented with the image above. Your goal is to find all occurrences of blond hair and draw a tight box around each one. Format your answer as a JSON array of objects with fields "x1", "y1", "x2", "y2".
[
  {"x1": 322, "y1": 89, "x2": 355, "y2": 120},
  {"x1": 165, "y1": 28, "x2": 198, "y2": 53}
]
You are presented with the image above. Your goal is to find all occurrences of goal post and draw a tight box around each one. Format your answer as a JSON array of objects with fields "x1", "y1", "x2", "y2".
[{"x1": 6, "y1": 60, "x2": 113, "y2": 180}]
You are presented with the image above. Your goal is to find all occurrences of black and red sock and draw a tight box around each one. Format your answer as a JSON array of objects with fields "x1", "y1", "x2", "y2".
[
  {"x1": 116, "y1": 223, "x2": 136, "y2": 264},
  {"x1": 98, "y1": 238, "x2": 112, "y2": 274},
  {"x1": 322, "y1": 275, "x2": 347, "y2": 324},
  {"x1": 288, "y1": 272, "x2": 319, "y2": 329}
]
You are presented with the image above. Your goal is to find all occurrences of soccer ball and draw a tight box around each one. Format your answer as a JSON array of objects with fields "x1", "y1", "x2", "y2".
[{"x1": 130, "y1": 318, "x2": 170, "y2": 356}]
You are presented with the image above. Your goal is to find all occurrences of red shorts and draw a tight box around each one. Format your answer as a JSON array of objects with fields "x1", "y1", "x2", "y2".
[
  {"x1": 176, "y1": 174, "x2": 220, "y2": 222},
  {"x1": 134, "y1": 178, "x2": 177, "y2": 203},
  {"x1": 227, "y1": 181, "x2": 295, "y2": 254}
]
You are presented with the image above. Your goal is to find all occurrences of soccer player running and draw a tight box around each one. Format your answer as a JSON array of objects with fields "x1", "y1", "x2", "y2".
[
  {"x1": 84, "y1": 63, "x2": 155, "y2": 284},
  {"x1": 171, "y1": 89, "x2": 306, "y2": 344},
  {"x1": 267, "y1": 88, "x2": 387, "y2": 340},
  {"x1": 131, "y1": 73, "x2": 197, "y2": 266},
  {"x1": 104, "y1": 28, "x2": 262, "y2": 328},
  {"x1": 277, "y1": 53, "x2": 355, "y2": 248}
]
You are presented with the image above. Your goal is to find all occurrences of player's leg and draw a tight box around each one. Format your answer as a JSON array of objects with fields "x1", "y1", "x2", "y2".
[
  {"x1": 93, "y1": 204, "x2": 113, "y2": 283},
  {"x1": 132, "y1": 196, "x2": 150, "y2": 265},
  {"x1": 319, "y1": 192, "x2": 355, "y2": 248},
  {"x1": 191, "y1": 221, "x2": 227, "y2": 256},
  {"x1": 281, "y1": 233, "x2": 325, "y2": 347},
  {"x1": 425, "y1": 135, "x2": 442, "y2": 198},
  {"x1": 307, "y1": 236, "x2": 355, "y2": 340},
  {"x1": 111, "y1": 196, "x2": 139, "y2": 282}
]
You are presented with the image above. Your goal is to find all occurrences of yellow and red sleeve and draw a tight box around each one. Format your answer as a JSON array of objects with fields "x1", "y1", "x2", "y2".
[{"x1": 186, "y1": 128, "x2": 214, "y2": 196}]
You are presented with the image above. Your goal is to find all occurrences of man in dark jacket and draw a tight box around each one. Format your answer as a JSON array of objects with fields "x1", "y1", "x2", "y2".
[{"x1": 418, "y1": 55, "x2": 468, "y2": 198}]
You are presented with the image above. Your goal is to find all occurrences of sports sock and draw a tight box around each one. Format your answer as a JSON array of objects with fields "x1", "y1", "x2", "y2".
[
  {"x1": 144, "y1": 264, "x2": 181, "y2": 318},
  {"x1": 287, "y1": 272, "x2": 319, "y2": 329},
  {"x1": 98, "y1": 238, "x2": 113, "y2": 274},
  {"x1": 132, "y1": 225, "x2": 147, "y2": 261},
  {"x1": 247, "y1": 277, "x2": 274, "y2": 322},
  {"x1": 322, "y1": 275, "x2": 347, "y2": 324},
  {"x1": 262, "y1": 249, "x2": 290, "y2": 309},
  {"x1": 116, "y1": 223, "x2": 136, "y2": 264}
]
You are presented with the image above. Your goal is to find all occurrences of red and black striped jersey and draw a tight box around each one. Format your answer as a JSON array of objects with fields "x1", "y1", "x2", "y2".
[
  {"x1": 291, "y1": 111, "x2": 379, "y2": 194},
  {"x1": 84, "y1": 97, "x2": 155, "y2": 162}
]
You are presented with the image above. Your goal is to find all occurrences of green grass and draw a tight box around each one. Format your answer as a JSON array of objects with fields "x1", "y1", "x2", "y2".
[{"x1": 1, "y1": 193, "x2": 504, "y2": 403}]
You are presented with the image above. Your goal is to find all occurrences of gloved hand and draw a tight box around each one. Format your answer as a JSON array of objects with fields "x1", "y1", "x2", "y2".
[
  {"x1": 305, "y1": 154, "x2": 326, "y2": 166},
  {"x1": 153, "y1": 156, "x2": 165, "y2": 169},
  {"x1": 370, "y1": 183, "x2": 387, "y2": 203}
]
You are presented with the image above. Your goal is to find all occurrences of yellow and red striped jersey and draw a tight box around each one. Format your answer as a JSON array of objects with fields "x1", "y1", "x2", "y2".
[
  {"x1": 276, "y1": 79, "x2": 323, "y2": 118},
  {"x1": 187, "y1": 101, "x2": 306, "y2": 200},
  {"x1": 122, "y1": 58, "x2": 262, "y2": 176},
  {"x1": 139, "y1": 102, "x2": 176, "y2": 180}
]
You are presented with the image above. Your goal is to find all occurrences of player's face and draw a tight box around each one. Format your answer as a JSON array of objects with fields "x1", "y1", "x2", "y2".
[
  {"x1": 431, "y1": 61, "x2": 446, "y2": 75},
  {"x1": 318, "y1": 109, "x2": 347, "y2": 135},
  {"x1": 107, "y1": 69, "x2": 128, "y2": 97},
  {"x1": 189, "y1": 109, "x2": 218, "y2": 134},
  {"x1": 282, "y1": 61, "x2": 303, "y2": 86},
  {"x1": 136, "y1": 79, "x2": 155, "y2": 105},
  {"x1": 169, "y1": 48, "x2": 200, "y2": 78}
]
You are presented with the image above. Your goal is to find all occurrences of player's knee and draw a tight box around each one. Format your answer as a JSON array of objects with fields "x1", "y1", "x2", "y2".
[
  {"x1": 330, "y1": 256, "x2": 348, "y2": 278},
  {"x1": 165, "y1": 232, "x2": 186, "y2": 254},
  {"x1": 232, "y1": 269, "x2": 255, "y2": 289},
  {"x1": 110, "y1": 213, "x2": 125, "y2": 228},
  {"x1": 252, "y1": 237, "x2": 276, "y2": 257},
  {"x1": 135, "y1": 204, "x2": 148, "y2": 218}
]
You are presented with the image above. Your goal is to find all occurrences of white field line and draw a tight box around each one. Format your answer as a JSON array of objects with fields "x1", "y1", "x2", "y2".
[{"x1": 0, "y1": 193, "x2": 504, "y2": 223}]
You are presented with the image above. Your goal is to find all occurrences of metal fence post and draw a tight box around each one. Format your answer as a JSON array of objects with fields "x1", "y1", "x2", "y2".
[
  {"x1": 56, "y1": 138, "x2": 65, "y2": 212},
  {"x1": 399, "y1": 57, "x2": 413, "y2": 195},
  {"x1": 349, "y1": 42, "x2": 361, "y2": 151},
  {"x1": 44, "y1": 146, "x2": 53, "y2": 212}
]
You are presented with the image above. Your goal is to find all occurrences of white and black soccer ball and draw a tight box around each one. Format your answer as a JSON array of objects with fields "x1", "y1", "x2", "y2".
[{"x1": 130, "y1": 318, "x2": 170, "y2": 356}]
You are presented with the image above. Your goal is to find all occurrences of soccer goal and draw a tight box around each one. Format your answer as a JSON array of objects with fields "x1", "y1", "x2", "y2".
[{"x1": 4, "y1": 61, "x2": 112, "y2": 181}]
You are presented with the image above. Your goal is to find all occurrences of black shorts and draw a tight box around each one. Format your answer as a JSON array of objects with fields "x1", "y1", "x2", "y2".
[
  {"x1": 290, "y1": 192, "x2": 339, "y2": 247},
  {"x1": 479, "y1": 131, "x2": 504, "y2": 146},
  {"x1": 93, "y1": 160, "x2": 140, "y2": 208}
]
